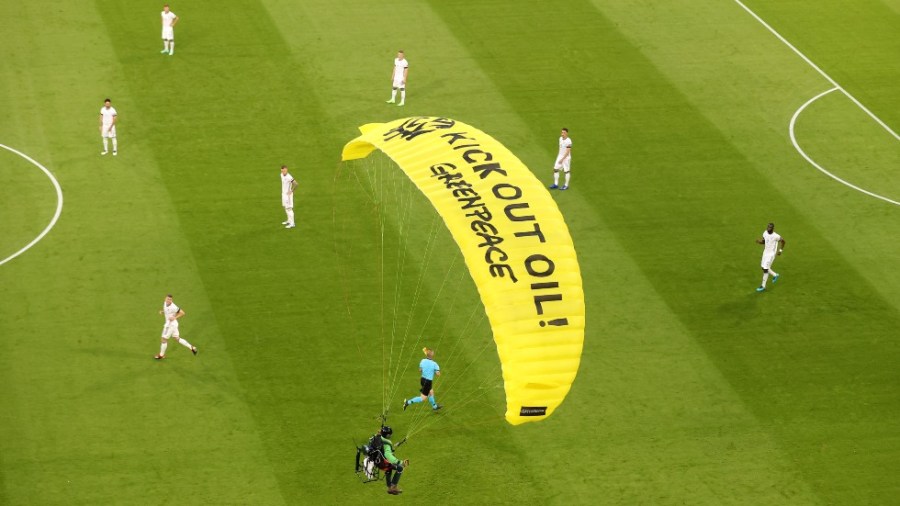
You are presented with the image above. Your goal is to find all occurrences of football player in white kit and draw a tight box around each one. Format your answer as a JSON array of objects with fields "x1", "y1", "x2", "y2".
[
  {"x1": 386, "y1": 50, "x2": 409, "y2": 106},
  {"x1": 161, "y1": 4, "x2": 178, "y2": 55},
  {"x1": 155, "y1": 294, "x2": 198, "y2": 359},
  {"x1": 549, "y1": 128, "x2": 572, "y2": 190},
  {"x1": 99, "y1": 98, "x2": 118, "y2": 156},
  {"x1": 281, "y1": 165, "x2": 299, "y2": 229},
  {"x1": 755, "y1": 222, "x2": 786, "y2": 292}
]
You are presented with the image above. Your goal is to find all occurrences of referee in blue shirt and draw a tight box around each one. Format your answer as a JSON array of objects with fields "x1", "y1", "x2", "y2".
[{"x1": 403, "y1": 347, "x2": 442, "y2": 411}]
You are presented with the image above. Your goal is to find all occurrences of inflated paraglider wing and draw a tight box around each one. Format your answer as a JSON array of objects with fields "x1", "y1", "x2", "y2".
[{"x1": 342, "y1": 117, "x2": 585, "y2": 425}]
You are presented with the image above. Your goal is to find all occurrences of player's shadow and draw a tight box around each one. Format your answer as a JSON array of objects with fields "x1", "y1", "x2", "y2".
[
  {"x1": 74, "y1": 345, "x2": 243, "y2": 398},
  {"x1": 716, "y1": 291, "x2": 764, "y2": 323},
  {"x1": 73, "y1": 345, "x2": 142, "y2": 361}
]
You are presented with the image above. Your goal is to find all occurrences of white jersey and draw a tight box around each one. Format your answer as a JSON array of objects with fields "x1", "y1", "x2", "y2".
[
  {"x1": 761, "y1": 230, "x2": 782, "y2": 255},
  {"x1": 161, "y1": 11, "x2": 177, "y2": 27},
  {"x1": 557, "y1": 136, "x2": 572, "y2": 161},
  {"x1": 392, "y1": 58, "x2": 408, "y2": 81},
  {"x1": 162, "y1": 302, "x2": 181, "y2": 325},
  {"x1": 100, "y1": 106, "x2": 117, "y2": 127},
  {"x1": 281, "y1": 172, "x2": 295, "y2": 194}
]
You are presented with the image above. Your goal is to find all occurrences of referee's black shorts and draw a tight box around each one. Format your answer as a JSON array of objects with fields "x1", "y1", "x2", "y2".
[{"x1": 420, "y1": 377, "x2": 433, "y2": 396}]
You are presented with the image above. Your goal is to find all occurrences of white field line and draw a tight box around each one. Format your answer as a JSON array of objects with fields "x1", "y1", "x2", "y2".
[
  {"x1": 789, "y1": 88, "x2": 900, "y2": 206},
  {"x1": 734, "y1": 0, "x2": 900, "y2": 141},
  {"x1": 0, "y1": 144, "x2": 64, "y2": 266}
]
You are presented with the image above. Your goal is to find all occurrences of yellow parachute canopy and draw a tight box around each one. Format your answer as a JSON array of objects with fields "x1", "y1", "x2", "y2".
[{"x1": 342, "y1": 117, "x2": 585, "y2": 425}]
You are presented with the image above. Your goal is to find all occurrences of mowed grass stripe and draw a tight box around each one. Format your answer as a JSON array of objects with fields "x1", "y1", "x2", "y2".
[
  {"x1": 516, "y1": 0, "x2": 896, "y2": 502},
  {"x1": 261, "y1": 0, "x2": 588, "y2": 501},
  {"x1": 95, "y1": 0, "x2": 361, "y2": 503},
  {"x1": 250, "y1": 0, "x2": 551, "y2": 501},
  {"x1": 739, "y1": 0, "x2": 900, "y2": 129},
  {"x1": 93, "y1": 1, "x2": 306, "y2": 504},
  {"x1": 420, "y1": 1, "x2": 829, "y2": 504},
  {"x1": 97, "y1": 2, "x2": 391, "y2": 503},
  {"x1": 263, "y1": 0, "x2": 825, "y2": 503},
  {"x1": 792, "y1": 91, "x2": 900, "y2": 203},
  {"x1": 428, "y1": 0, "x2": 899, "y2": 503},
  {"x1": 595, "y1": 1, "x2": 900, "y2": 310},
  {"x1": 0, "y1": 2, "x2": 285, "y2": 504},
  {"x1": 4, "y1": 0, "x2": 895, "y2": 504}
]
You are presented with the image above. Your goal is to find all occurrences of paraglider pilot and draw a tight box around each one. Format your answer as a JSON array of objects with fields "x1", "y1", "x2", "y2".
[{"x1": 373, "y1": 425, "x2": 409, "y2": 495}]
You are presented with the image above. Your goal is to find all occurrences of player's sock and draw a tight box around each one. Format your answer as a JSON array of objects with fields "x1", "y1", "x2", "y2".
[
  {"x1": 553, "y1": 172, "x2": 560, "y2": 185},
  {"x1": 390, "y1": 89, "x2": 397, "y2": 101},
  {"x1": 102, "y1": 138, "x2": 108, "y2": 152},
  {"x1": 564, "y1": 172, "x2": 570, "y2": 187},
  {"x1": 112, "y1": 138, "x2": 118, "y2": 152},
  {"x1": 761, "y1": 272, "x2": 769, "y2": 287},
  {"x1": 287, "y1": 209, "x2": 295, "y2": 226},
  {"x1": 399, "y1": 90, "x2": 406, "y2": 104},
  {"x1": 159, "y1": 342, "x2": 168, "y2": 356},
  {"x1": 169, "y1": 42, "x2": 174, "y2": 55},
  {"x1": 428, "y1": 395, "x2": 437, "y2": 408},
  {"x1": 770, "y1": 270, "x2": 778, "y2": 278},
  {"x1": 409, "y1": 397, "x2": 424, "y2": 404},
  {"x1": 178, "y1": 338, "x2": 193, "y2": 350}
]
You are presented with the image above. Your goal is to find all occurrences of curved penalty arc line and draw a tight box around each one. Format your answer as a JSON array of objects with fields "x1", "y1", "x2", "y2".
[
  {"x1": 734, "y1": 0, "x2": 899, "y2": 142},
  {"x1": 789, "y1": 87, "x2": 900, "y2": 207},
  {"x1": 0, "y1": 144, "x2": 64, "y2": 266}
]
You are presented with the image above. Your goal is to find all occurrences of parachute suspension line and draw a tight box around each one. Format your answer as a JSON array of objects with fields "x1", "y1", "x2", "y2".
[
  {"x1": 346, "y1": 157, "x2": 385, "y2": 415},
  {"x1": 407, "y1": 367, "x2": 502, "y2": 439},
  {"x1": 344, "y1": 156, "x2": 395, "y2": 420},
  {"x1": 385, "y1": 163, "x2": 418, "y2": 413},
  {"x1": 386, "y1": 213, "x2": 466, "y2": 409},
  {"x1": 405, "y1": 362, "x2": 503, "y2": 440},
  {"x1": 342, "y1": 118, "x2": 586, "y2": 427},
  {"x1": 377, "y1": 160, "x2": 389, "y2": 417},
  {"x1": 380, "y1": 156, "x2": 410, "y2": 418},
  {"x1": 349, "y1": 161, "x2": 377, "y2": 203},
  {"x1": 424, "y1": 266, "x2": 479, "y2": 377},
  {"x1": 384, "y1": 213, "x2": 443, "y2": 409},
  {"x1": 400, "y1": 260, "x2": 494, "y2": 437},
  {"x1": 380, "y1": 160, "x2": 392, "y2": 417},
  {"x1": 441, "y1": 304, "x2": 488, "y2": 375},
  {"x1": 407, "y1": 252, "x2": 459, "y2": 356},
  {"x1": 380, "y1": 157, "x2": 416, "y2": 418},
  {"x1": 420, "y1": 319, "x2": 497, "y2": 412},
  {"x1": 411, "y1": 257, "x2": 467, "y2": 369},
  {"x1": 404, "y1": 311, "x2": 493, "y2": 437},
  {"x1": 357, "y1": 156, "x2": 502, "y2": 429},
  {"x1": 406, "y1": 372, "x2": 500, "y2": 440},
  {"x1": 386, "y1": 251, "x2": 460, "y2": 411},
  {"x1": 332, "y1": 163, "x2": 369, "y2": 366}
]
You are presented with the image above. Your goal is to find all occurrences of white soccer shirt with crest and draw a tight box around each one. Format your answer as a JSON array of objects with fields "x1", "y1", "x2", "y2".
[
  {"x1": 100, "y1": 106, "x2": 117, "y2": 137},
  {"x1": 760, "y1": 230, "x2": 782, "y2": 269},
  {"x1": 281, "y1": 172, "x2": 295, "y2": 208},
  {"x1": 161, "y1": 11, "x2": 177, "y2": 39},
  {"x1": 555, "y1": 136, "x2": 572, "y2": 170},
  {"x1": 161, "y1": 301, "x2": 181, "y2": 338},
  {"x1": 392, "y1": 58, "x2": 408, "y2": 87}
]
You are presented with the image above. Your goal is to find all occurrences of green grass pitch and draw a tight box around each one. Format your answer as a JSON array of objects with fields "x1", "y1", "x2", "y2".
[{"x1": 1, "y1": 0, "x2": 898, "y2": 504}]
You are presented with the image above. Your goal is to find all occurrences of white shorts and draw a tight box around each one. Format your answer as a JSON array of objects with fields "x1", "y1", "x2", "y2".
[
  {"x1": 392, "y1": 77, "x2": 405, "y2": 89},
  {"x1": 282, "y1": 193, "x2": 294, "y2": 208},
  {"x1": 162, "y1": 27, "x2": 174, "y2": 40},
  {"x1": 554, "y1": 157, "x2": 571, "y2": 172},
  {"x1": 761, "y1": 252, "x2": 776, "y2": 270},
  {"x1": 162, "y1": 322, "x2": 180, "y2": 339},
  {"x1": 102, "y1": 125, "x2": 116, "y2": 139}
]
